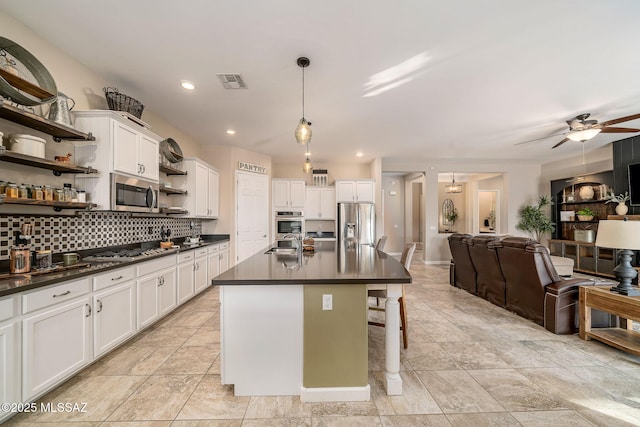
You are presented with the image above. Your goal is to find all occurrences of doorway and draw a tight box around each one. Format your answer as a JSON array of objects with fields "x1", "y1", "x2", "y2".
[
  {"x1": 477, "y1": 190, "x2": 500, "y2": 234},
  {"x1": 381, "y1": 172, "x2": 425, "y2": 259}
]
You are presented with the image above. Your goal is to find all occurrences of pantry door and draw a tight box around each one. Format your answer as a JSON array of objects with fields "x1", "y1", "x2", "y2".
[{"x1": 236, "y1": 171, "x2": 269, "y2": 264}]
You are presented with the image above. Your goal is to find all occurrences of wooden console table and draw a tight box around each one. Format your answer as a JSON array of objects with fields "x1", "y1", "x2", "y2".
[{"x1": 579, "y1": 285, "x2": 640, "y2": 356}]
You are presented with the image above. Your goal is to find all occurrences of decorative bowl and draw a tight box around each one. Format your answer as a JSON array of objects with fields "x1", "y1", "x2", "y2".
[{"x1": 577, "y1": 215, "x2": 594, "y2": 221}]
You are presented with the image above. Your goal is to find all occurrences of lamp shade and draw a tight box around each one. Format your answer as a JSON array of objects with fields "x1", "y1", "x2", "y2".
[
  {"x1": 295, "y1": 119, "x2": 312, "y2": 144},
  {"x1": 567, "y1": 128, "x2": 602, "y2": 142},
  {"x1": 595, "y1": 220, "x2": 640, "y2": 250}
]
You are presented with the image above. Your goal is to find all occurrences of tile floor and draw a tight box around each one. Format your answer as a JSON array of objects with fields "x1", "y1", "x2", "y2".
[{"x1": 7, "y1": 263, "x2": 640, "y2": 426}]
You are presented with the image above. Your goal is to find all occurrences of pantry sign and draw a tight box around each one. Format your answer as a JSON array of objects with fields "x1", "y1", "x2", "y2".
[{"x1": 238, "y1": 161, "x2": 267, "y2": 174}]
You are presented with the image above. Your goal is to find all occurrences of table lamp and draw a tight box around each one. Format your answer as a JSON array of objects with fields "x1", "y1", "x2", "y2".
[{"x1": 595, "y1": 219, "x2": 640, "y2": 296}]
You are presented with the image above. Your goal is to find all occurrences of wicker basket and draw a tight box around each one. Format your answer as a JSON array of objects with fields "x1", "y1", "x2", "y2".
[{"x1": 103, "y1": 87, "x2": 144, "y2": 118}]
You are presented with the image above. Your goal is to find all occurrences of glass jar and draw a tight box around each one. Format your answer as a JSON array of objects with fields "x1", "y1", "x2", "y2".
[
  {"x1": 34, "y1": 250, "x2": 52, "y2": 270},
  {"x1": 5, "y1": 182, "x2": 18, "y2": 198},
  {"x1": 70, "y1": 187, "x2": 78, "y2": 203},
  {"x1": 0, "y1": 180, "x2": 6, "y2": 195},
  {"x1": 77, "y1": 190, "x2": 86, "y2": 203},
  {"x1": 54, "y1": 188, "x2": 64, "y2": 202},
  {"x1": 43, "y1": 185, "x2": 54, "y2": 201},
  {"x1": 32, "y1": 185, "x2": 44, "y2": 200},
  {"x1": 18, "y1": 184, "x2": 28, "y2": 199},
  {"x1": 63, "y1": 183, "x2": 72, "y2": 202}
]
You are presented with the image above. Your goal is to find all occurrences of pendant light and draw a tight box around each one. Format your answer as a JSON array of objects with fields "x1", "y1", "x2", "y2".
[
  {"x1": 303, "y1": 142, "x2": 313, "y2": 174},
  {"x1": 294, "y1": 57, "x2": 312, "y2": 144},
  {"x1": 445, "y1": 172, "x2": 462, "y2": 193}
]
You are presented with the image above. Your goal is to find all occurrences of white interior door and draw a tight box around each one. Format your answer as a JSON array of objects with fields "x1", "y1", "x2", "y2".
[{"x1": 236, "y1": 171, "x2": 269, "y2": 264}]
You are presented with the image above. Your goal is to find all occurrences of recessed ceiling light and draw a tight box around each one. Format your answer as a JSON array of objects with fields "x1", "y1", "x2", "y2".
[
  {"x1": 180, "y1": 80, "x2": 196, "y2": 90},
  {"x1": 356, "y1": 152, "x2": 364, "y2": 157},
  {"x1": 226, "y1": 129, "x2": 236, "y2": 135}
]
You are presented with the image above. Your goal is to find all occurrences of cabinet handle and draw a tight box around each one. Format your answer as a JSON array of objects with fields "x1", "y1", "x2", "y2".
[
  {"x1": 111, "y1": 275, "x2": 124, "y2": 281},
  {"x1": 97, "y1": 300, "x2": 103, "y2": 313},
  {"x1": 141, "y1": 164, "x2": 146, "y2": 173},
  {"x1": 52, "y1": 290, "x2": 71, "y2": 298},
  {"x1": 85, "y1": 304, "x2": 92, "y2": 317},
  {"x1": 137, "y1": 164, "x2": 141, "y2": 173},
  {"x1": 158, "y1": 276, "x2": 164, "y2": 286}
]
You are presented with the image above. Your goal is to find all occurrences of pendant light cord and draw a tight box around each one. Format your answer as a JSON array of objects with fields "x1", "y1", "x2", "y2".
[{"x1": 301, "y1": 65, "x2": 305, "y2": 120}]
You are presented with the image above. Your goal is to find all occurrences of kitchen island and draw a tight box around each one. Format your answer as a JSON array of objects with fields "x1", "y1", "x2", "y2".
[{"x1": 212, "y1": 241, "x2": 412, "y2": 401}]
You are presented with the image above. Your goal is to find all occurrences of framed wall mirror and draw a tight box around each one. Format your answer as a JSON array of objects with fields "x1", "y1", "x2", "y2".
[
  {"x1": 442, "y1": 198, "x2": 455, "y2": 232},
  {"x1": 478, "y1": 190, "x2": 499, "y2": 233}
]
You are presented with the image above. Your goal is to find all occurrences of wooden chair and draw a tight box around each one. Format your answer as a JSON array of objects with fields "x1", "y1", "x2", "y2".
[
  {"x1": 368, "y1": 242, "x2": 416, "y2": 349},
  {"x1": 376, "y1": 235, "x2": 388, "y2": 251}
]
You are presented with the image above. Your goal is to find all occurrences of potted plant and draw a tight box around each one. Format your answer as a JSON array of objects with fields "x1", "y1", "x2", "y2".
[
  {"x1": 576, "y1": 207, "x2": 595, "y2": 221},
  {"x1": 605, "y1": 191, "x2": 630, "y2": 215},
  {"x1": 516, "y1": 195, "x2": 555, "y2": 241},
  {"x1": 445, "y1": 207, "x2": 459, "y2": 230}
]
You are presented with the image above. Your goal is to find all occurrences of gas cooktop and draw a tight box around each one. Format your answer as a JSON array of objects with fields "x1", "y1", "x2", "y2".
[{"x1": 84, "y1": 247, "x2": 174, "y2": 262}]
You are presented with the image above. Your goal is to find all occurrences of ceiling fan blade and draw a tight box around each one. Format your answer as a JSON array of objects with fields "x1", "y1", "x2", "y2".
[
  {"x1": 552, "y1": 138, "x2": 570, "y2": 149},
  {"x1": 514, "y1": 132, "x2": 567, "y2": 146},
  {"x1": 599, "y1": 113, "x2": 640, "y2": 127},
  {"x1": 599, "y1": 126, "x2": 640, "y2": 133}
]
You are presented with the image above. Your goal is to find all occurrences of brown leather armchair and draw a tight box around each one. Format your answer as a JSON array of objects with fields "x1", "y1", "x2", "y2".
[
  {"x1": 447, "y1": 233, "x2": 476, "y2": 294},
  {"x1": 494, "y1": 236, "x2": 595, "y2": 334},
  {"x1": 467, "y1": 235, "x2": 506, "y2": 307}
]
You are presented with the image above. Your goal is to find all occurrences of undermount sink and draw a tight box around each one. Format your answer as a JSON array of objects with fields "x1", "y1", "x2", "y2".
[{"x1": 264, "y1": 247, "x2": 299, "y2": 256}]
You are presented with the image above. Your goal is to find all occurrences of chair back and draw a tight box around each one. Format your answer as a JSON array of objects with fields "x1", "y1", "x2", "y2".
[
  {"x1": 400, "y1": 242, "x2": 417, "y2": 270},
  {"x1": 376, "y1": 235, "x2": 388, "y2": 251}
]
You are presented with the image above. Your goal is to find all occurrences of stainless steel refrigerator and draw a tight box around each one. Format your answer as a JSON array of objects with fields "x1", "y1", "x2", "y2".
[{"x1": 337, "y1": 202, "x2": 376, "y2": 247}]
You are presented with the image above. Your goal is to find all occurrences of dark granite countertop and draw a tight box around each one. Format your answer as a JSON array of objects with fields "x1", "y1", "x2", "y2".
[
  {"x1": 0, "y1": 234, "x2": 230, "y2": 298},
  {"x1": 213, "y1": 241, "x2": 412, "y2": 286}
]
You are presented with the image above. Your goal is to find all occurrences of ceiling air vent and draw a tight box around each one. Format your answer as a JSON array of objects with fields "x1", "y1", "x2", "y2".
[{"x1": 216, "y1": 73, "x2": 247, "y2": 89}]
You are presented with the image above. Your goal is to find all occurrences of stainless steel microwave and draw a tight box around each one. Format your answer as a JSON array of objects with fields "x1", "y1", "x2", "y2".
[{"x1": 110, "y1": 173, "x2": 159, "y2": 213}]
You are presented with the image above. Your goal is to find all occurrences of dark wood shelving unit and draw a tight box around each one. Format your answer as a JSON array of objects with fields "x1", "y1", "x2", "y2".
[
  {"x1": 0, "y1": 99, "x2": 94, "y2": 142},
  {"x1": 159, "y1": 186, "x2": 187, "y2": 195},
  {"x1": 159, "y1": 207, "x2": 188, "y2": 215},
  {"x1": 159, "y1": 164, "x2": 187, "y2": 176},
  {"x1": 0, "y1": 147, "x2": 98, "y2": 175},
  {"x1": 0, "y1": 196, "x2": 96, "y2": 211}
]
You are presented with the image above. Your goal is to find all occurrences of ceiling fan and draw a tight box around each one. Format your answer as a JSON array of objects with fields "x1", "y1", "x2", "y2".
[{"x1": 516, "y1": 112, "x2": 640, "y2": 149}]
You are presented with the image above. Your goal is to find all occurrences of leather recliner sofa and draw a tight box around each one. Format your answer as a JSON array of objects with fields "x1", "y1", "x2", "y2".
[{"x1": 447, "y1": 234, "x2": 599, "y2": 334}]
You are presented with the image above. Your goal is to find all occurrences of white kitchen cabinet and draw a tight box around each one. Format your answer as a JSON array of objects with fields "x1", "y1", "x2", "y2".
[
  {"x1": 305, "y1": 187, "x2": 336, "y2": 219},
  {"x1": 273, "y1": 180, "x2": 305, "y2": 209},
  {"x1": 173, "y1": 158, "x2": 219, "y2": 218},
  {"x1": 335, "y1": 180, "x2": 375, "y2": 203},
  {"x1": 137, "y1": 257, "x2": 177, "y2": 330},
  {"x1": 22, "y1": 287, "x2": 92, "y2": 400},
  {"x1": 177, "y1": 250, "x2": 196, "y2": 304},
  {"x1": 73, "y1": 110, "x2": 162, "y2": 209},
  {"x1": 0, "y1": 296, "x2": 18, "y2": 420},
  {"x1": 93, "y1": 282, "x2": 136, "y2": 357},
  {"x1": 208, "y1": 241, "x2": 230, "y2": 282},
  {"x1": 194, "y1": 248, "x2": 209, "y2": 295}
]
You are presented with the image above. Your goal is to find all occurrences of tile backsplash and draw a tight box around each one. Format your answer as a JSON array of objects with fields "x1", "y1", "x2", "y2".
[{"x1": 0, "y1": 212, "x2": 201, "y2": 260}]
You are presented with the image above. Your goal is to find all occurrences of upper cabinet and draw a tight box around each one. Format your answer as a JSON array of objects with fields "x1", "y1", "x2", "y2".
[
  {"x1": 305, "y1": 187, "x2": 336, "y2": 220},
  {"x1": 273, "y1": 179, "x2": 305, "y2": 209},
  {"x1": 172, "y1": 158, "x2": 219, "y2": 219},
  {"x1": 335, "y1": 180, "x2": 375, "y2": 203},
  {"x1": 73, "y1": 110, "x2": 160, "y2": 183}
]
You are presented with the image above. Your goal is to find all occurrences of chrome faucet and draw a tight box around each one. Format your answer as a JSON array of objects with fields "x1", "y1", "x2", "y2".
[{"x1": 282, "y1": 233, "x2": 303, "y2": 253}]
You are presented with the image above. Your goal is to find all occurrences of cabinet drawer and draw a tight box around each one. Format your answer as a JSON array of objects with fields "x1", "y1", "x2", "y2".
[
  {"x1": 219, "y1": 242, "x2": 229, "y2": 250},
  {"x1": 195, "y1": 248, "x2": 208, "y2": 258},
  {"x1": 208, "y1": 244, "x2": 220, "y2": 255},
  {"x1": 0, "y1": 296, "x2": 16, "y2": 322},
  {"x1": 178, "y1": 250, "x2": 195, "y2": 263},
  {"x1": 22, "y1": 278, "x2": 91, "y2": 314},
  {"x1": 93, "y1": 266, "x2": 136, "y2": 291},
  {"x1": 137, "y1": 255, "x2": 177, "y2": 277}
]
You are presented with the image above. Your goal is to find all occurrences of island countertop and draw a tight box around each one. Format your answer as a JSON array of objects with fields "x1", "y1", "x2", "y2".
[{"x1": 212, "y1": 241, "x2": 412, "y2": 286}]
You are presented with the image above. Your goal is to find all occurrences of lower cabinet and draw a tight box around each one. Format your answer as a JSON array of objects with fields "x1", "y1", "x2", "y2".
[
  {"x1": 178, "y1": 247, "x2": 208, "y2": 302},
  {"x1": 208, "y1": 242, "x2": 230, "y2": 283},
  {"x1": 93, "y1": 282, "x2": 136, "y2": 357},
  {"x1": 137, "y1": 259, "x2": 177, "y2": 330},
  {"x1": 0, "y1": 296, "x2": 18, "y2": 416},
  {"x1": 22, "y1": 295, "x2": 92, "y2": 401}
]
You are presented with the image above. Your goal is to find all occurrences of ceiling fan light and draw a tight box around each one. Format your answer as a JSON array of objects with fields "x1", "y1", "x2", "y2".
[
  {"x1": 567, "y1": 128, "x2": 602, "y2": 142},
  {"x1": 295, "y1": 118, "x2": 312, "y2": 144}
]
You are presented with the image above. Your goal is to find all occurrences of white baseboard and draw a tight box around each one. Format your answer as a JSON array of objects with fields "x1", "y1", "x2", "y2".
[{"x1": 300, "y1": 385, "x2": 370, "y2": 402}]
